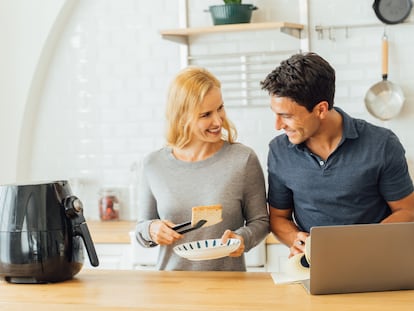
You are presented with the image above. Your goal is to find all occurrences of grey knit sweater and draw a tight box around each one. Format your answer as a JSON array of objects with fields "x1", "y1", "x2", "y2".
[{"x1": 134, "y1": 142, "x2": 269, "y2": 271}]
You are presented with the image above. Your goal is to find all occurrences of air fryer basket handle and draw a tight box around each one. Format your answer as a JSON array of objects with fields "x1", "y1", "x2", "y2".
[
  {"x1": 76, "y1": 222, "x2": 99, "y2": 267},
  {"x1": 64, "y1": 196, "x2": 99, "y2": 267}
]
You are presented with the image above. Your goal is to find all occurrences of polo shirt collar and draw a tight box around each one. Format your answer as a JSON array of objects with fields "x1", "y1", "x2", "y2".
[{"x1": 334, "y1": 106, "x2": 359, "y2": 141}]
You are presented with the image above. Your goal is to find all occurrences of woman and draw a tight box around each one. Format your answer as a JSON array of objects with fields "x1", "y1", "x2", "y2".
[{"x1": 135, "y1": 66, "x2": 269, "y2": 271}]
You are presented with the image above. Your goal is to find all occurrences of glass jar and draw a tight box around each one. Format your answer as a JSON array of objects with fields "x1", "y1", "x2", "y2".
[{"x1": 98, "y1": 188, "x2": 120, "y2": 221}]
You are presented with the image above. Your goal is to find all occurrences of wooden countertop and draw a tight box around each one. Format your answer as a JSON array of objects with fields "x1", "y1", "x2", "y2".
[
  {"x1": 87, "y1": 220, "x2": 280, "y2": 244},
  {"x1": 1, "y1": 270, "x2": 413, "y2": 310}
]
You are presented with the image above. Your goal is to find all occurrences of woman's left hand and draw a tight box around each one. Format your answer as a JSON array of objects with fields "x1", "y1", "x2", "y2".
[{"x1": 221, "y1": 229, "x2": 245, "y2": 257}]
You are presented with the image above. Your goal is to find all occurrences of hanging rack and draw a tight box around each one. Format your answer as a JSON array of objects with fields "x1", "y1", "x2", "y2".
[{"x1": 315, "y1": 21, "x2": 414, "y2": 41}]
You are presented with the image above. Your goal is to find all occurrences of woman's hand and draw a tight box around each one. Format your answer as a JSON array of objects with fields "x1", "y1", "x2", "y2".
[
  {"x1": 221, "y1": 229, "x2": 245, "y2": 257},
  {"x1": 149, "y1": 220, "x2": 182, "y2": 245}
]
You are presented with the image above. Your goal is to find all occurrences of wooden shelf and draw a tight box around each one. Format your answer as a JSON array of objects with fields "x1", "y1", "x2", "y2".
[{"x1": 160, "y1": 22, "x2": 304, "y2": 44}]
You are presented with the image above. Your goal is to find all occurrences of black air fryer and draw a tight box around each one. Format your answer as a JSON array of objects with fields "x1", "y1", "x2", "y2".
[{"x1": 0, "y1": 180, "x2": 99, "y2": 283}]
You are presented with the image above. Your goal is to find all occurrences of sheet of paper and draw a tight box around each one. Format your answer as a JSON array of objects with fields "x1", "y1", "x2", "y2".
[{"x1": 271, "y1": 272, "x2": 309, "y2": 285}]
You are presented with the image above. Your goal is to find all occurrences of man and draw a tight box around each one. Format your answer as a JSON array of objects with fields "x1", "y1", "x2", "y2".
[{"x1": 261, "y1": 52, "x2": 414, "y2": 258}]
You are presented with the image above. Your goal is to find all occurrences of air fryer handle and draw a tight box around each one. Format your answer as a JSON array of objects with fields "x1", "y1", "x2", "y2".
[
  {"x1": 77, "y1": 222, "x2": 99, "y2": 267},
  {"x1": 64, "y1": 196, "x2": 99, "y2": 267}
]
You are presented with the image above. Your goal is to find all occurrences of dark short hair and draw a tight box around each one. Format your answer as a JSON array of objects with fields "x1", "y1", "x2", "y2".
[{"x1": 261, "y1": 52, "x2": 335, "y2": 112}]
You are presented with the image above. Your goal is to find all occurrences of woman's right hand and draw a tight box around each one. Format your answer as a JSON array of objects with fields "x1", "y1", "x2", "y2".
[{"x1": 149, "y1": 220, "x2": 183, "y2": 245}]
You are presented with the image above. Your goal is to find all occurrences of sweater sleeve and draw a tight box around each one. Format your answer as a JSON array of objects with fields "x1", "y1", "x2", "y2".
[
  {"x1": 134, "y1": 156, "x2": 159, "y2": 248},
  {"x1": 235, "y1": 150, "x2": 270, "y2": 251}
]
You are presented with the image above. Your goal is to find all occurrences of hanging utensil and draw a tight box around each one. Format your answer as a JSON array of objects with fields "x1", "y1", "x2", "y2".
[
  {"x1": 373, "y1": 0, "x2": 413, "y2": 25},
  {"x1": 364, "y1": 31, "x2": 405, "y2": 121}
]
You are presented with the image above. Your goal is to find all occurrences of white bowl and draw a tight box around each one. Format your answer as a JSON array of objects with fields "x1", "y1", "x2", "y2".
[{"x1": 173, "y1": 238, "x2": 241, "y2": 261}]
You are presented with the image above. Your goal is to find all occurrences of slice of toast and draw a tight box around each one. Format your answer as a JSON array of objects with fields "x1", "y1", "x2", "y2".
[{"x1": 191, "y1": 204, "x2": 222, "y2": 227}]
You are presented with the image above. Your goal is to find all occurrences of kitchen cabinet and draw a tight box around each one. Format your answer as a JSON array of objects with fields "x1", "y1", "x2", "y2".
[
  {"x1": 83, "y1": 221, "x2": 135, "y2": 270},
  {"x1": 266, "y1": 243, "x2": 290, "y2": 272},
  {"x1": 129, "y1": 231, "x2": 159, "y2": 270},
  {"x1": 83, "y1": 243, "x2": 133, "y2": 270}
]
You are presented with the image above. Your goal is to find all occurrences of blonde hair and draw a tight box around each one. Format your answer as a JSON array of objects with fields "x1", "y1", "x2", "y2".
[{"x1": 165, "y1": 66, "x2": 237, "y2": 148}]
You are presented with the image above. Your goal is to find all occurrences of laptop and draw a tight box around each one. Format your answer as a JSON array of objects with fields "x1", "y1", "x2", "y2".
[{"x1": 301, "y1": 222, "x2": 414, "y2": 295}]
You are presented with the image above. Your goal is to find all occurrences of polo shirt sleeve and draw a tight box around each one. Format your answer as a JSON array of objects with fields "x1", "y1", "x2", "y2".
[
  {"x1": 267, "y1": 145, "x2": 294, "y2": 209},
  {"x1": 379, "y1": 132, "x2": 414, "y2": 201}
]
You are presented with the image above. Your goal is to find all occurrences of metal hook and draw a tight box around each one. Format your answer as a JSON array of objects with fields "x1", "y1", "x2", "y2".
[
  {"x1": 317, "y1": 29, "x2": 324, "y2": 40},
  {"x1": 328, "y1": 27, "x2": 336, "y2": 41}
]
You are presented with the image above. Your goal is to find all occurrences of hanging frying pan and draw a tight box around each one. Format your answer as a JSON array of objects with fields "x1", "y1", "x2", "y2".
[
  {"x1": 364, "y1": 33, "x2": 405, "y2": 121},
  {"x1": 373, "y1": 0, "x2": 413, "y2": 25}
]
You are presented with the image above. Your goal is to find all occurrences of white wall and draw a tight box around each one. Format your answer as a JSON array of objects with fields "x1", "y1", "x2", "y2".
[
  {"x1": 309, "y1": 0, "x2": 414, "y2": 154},
  {"x1": 0, "y1": 0, "x2": 68, "y2": 183},
  {"x1": 30, "y1": 0, "x2": 182, "y2": 220},
  {"x1": 1, "y1": 0, "x2": 413, "y2": 220}
]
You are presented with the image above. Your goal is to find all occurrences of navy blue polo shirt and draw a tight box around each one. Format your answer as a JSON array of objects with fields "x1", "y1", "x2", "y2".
[{"x1": 267, "y1": 107, "x2": 413, "y2": 232}]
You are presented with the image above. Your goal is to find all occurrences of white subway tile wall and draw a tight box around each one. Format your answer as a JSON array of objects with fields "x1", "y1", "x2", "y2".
[{"x1": 31, "y1": 0, "x2": 414, "y2": 220}]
